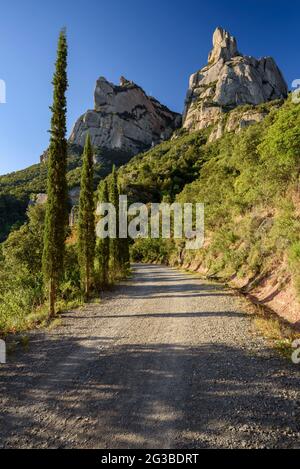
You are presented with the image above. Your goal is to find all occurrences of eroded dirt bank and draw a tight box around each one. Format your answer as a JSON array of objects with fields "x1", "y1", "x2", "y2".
[{"x1": 178, "y1": 258, "x2": 300, "y2": 327}]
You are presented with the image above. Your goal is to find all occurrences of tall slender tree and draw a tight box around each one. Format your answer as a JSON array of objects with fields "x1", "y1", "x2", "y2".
[
  {"x1": 119, "y1": 182, "x2": 130, "y2": 275},
  {"x1": 120, "y1": 236, "x2": 130, "y2": 274},
  {"x1": 96, "y1": 180, "x2": 110, "y2": 287},
  {"x1": 78, "y1": 133, "x2": 96, "y2": 299},
  {"x1": 108, "y1": 166, "x2": 121, "y2": 280},
  {"x1": 42, "y1": 29, "x2": 68, "y2": 317}
]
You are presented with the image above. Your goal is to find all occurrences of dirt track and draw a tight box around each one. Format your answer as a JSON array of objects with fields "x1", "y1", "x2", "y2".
[{"x1": 0, "y1": 264, "x2": 299, "y2": 449}]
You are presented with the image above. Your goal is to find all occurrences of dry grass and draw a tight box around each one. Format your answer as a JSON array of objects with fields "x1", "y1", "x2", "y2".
[
  {"x1": 47, "y1": 318, "x2": 62, "y2": 330},
  {"x1": 253, "y1": 316, "x2": 300, "y2": 358},
  {"x1": 235, "y1": 293, "x2": 300, "y2": 358}
]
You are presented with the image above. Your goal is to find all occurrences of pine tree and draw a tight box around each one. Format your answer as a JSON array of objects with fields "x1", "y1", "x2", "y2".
[
  {"x1": 96, "y1": 180, "x2": 110, "y2": 287},
  {"x1": 78, "y1": 133, "x2": 95, "y2": 299},
  {"x1": 42, "y1": 29, "x2": 68, "y2": 317},
  {"x1": 108, "y1": 166, "x2": 121, "y2": 280}
]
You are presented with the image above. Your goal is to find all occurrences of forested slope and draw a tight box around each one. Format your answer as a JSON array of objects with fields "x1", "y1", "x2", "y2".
[
  {"x1": 124, "y1": 97, "x2": 300, "y2": 325},
  {"x1": 0, "y1": 145, "x2": 132, "y2": 241}
]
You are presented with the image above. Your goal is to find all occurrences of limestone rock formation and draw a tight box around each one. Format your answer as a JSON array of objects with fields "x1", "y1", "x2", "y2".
[
  {"x1": 183, "y1": 27, "x2": 288, "y2": 135},
  {"x1": 69, "y1": 76, "x2": 181, "y2": 155}
]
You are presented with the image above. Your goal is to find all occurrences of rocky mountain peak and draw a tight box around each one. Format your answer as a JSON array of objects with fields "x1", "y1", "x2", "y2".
[
  {"x1": 69, "y1": 76, "x2": 181, "y2": 155},
  {"x1": 208, "y1": 27, "x2": 239, "y2": 64},
  {"x1": 183, "y1": 27, "x2": 288, "y2": 137},
  {"x1": 119, "y1": 76, "x2": 133, "y2": 86}
]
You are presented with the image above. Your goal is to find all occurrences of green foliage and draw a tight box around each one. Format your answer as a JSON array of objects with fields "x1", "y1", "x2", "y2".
[
  {"x1": 128, "y1": 98, "x2": 300, "y2": 299},
  {"x1": 176, "y1": 99, "x2": 300, "y2": 284},
  {"x1": 0, "y1": 145, "x2": 133, "y2": 243},
  {"x1": 77, "y1": 134, "x2": 96, "y2": 296},
  {"x1": 42, "y1": 30, "x2": 69, "y2": 282},
  {"x1": 258, "y1": 99, "x2": 300, "y2": 186},
  {"x1": 0, "y1": 194, "x2": 28, "y2": 242},
  {"x1": 119, "y1": 236, "x2": 130, "y2": 276},
  {"x1": 60, "y1": 244, "x2": 81, "y2": 301},
  {"x1": 119, "y1": 130, "x2": 209, "y2": 203},
  {"x1": 2, "y1": 85, "x2": 300, "y2": 332},
  {"x1": 131, "y1": 238, "x2": 175, "y2": 264},
  {"x1": 96, "y1": 167, "x2": 131, "y2": 283},
  {"x1": 95, "y1": 180, "x2": 110, "y2": 287},
  {"x1": 108, "y1": 166, "x2": 121, "y2": 279},
  {"x1": 0, "y1": 205, "x2": 45, "y2": 333},
  {"x1": 288, "y1": 236, "x2": 300, "y2": 295},
  {"x1": 0, "y1": 31, "x2": 137, "y2": 332},
  {"x1": 0, "y1": 204, "x2": 82, "y2": 334},
  {"x1": 4, "y1": 204, "x2": 45, "y2": 273},
  {"x1": 42, "y1": 29, "x2": 69, "y2": 315}
]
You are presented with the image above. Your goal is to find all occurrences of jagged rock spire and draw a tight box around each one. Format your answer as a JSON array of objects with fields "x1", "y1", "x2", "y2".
[
  {"x1": 183, "y1": 27, "x2": 288, "y2": 137},
  {"x1": 208, "y1": 27, "x2": 239, "y2": 63}
]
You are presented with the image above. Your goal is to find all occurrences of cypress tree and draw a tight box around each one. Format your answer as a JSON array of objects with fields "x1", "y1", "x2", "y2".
[
  {"x1": 78, "y1": 133, "x2": 95, "y2": 299},
  {"x1": 96, "y1": 180, "x2": 110, "y2": 287},
  {"x1": 108, "y1": 166, "x2": 121, "y2": 280},
  {"x1": 42, "y1": 29, "x2": 68, "y2": 317},
  {"x1": 119, "y1": 184, "x2": 130, "y2": 276},
  {"x1": 120, "y1": 236, "x2": 130, "y2": 274}
]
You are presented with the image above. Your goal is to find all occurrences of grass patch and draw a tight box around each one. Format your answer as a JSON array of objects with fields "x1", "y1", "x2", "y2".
[
  {"x1": 47, "y1": 318, "x2": 63, "y2": 330},
  {"x1": 253, "y1": 316, "x2": 300, "y2": 359}
]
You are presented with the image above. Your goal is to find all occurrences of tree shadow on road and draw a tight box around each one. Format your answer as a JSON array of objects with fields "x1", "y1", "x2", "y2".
[
  {"x1": 113, "y1": 281, "x2": 231, "y2": 300},
  {"x1": 0, "y1": 336, "x2": 299, "y2": 449},
  {"x1": 65, "y1": 311, "x2": 247, "y2": 320}
]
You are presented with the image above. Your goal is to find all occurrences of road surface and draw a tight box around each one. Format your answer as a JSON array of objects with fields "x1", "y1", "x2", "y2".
[{"x1": 0, "y1": 264, "x2": 299, "y2": 448}]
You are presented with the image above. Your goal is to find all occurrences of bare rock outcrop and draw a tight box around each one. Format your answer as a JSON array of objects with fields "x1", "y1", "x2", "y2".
[
  {"x1": 183, "y1": 27, "x2": 288, "y2": 136},
  {"x1": 69, "y1": 77, "x2": 181, "y2": 155}
]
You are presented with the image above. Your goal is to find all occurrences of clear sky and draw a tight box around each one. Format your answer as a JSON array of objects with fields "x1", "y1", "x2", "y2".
[{"x1": 0, "y1": 0, "x2": 298, "y2": 175}]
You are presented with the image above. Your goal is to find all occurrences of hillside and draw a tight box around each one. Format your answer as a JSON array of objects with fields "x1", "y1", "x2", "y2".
[
  {"x1": 115, "y1": 28, "x2": 300, "y2": 325},
  {"x1": 1, "y1": 26, "x2": 299, "y2": 326},
  {"x1": 126, "y1": 96, "x2": 300, "y2": 326},
  {"x1": 119, "y1": 99, "x2": 282, "y2": 200},
  {"x1": 2, "y1": 7, "x2": 300, "y2": 452},
  {"x1": 1, "y1": 26, "x2": 287, "y2": 242},
  {"x1": 0, "y1": 145, "x2": 132, "y2": 241}
]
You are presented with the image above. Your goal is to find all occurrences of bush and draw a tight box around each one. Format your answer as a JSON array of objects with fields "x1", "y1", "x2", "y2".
[
  {"x1": 0, "y1": 205, "x2": 82, "y2": 333},
  {"x1": 131, "y1": 238, "x2": 174, "y2": 264}
]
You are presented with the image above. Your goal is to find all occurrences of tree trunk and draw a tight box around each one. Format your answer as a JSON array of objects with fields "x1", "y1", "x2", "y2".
[
  {"x1": 49, "y1": 278, "x2": 56, "y2": 318},
  {"x1": 85, "y1": 263, "x2": 90, "y2": 301}
]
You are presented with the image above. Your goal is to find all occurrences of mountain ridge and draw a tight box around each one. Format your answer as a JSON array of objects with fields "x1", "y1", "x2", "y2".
[{"x1": 0, "y1": 26, "x2": 290, "y2": 244}]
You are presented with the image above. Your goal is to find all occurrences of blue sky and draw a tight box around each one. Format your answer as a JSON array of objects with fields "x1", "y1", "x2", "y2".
[{"x1": 0, "y1": 0, "x2": 298, "y2": 175}]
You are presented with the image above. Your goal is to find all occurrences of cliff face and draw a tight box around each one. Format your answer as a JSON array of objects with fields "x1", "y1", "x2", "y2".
[
  {"x1": 183, "y1": 27, "x2": 288, "y2": 136},
  {"x1": 69, "y1": 76, "x2": 181, "y2": 155}
]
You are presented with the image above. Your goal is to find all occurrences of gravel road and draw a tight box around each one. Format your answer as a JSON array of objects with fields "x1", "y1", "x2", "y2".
[{"x1": 0, "y1": 264, "x2": 299, "y2": 449}]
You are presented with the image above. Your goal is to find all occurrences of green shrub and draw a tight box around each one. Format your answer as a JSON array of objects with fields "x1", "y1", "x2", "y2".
[
  {"x1": 130, "y1": 238, "x2": 174, "y2": 264},
  {"x1": 0, "y1": 205, "x2": 81, "y2": 334}
]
